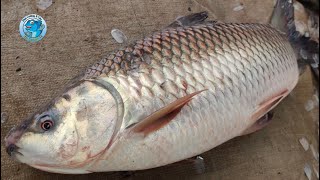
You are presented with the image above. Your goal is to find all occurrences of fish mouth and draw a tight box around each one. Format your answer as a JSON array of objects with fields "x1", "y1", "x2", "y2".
[
  {"x1": 5, "y1": 143, "x2": 23, "y2": 157},
  {"x1": 25, "y1": 26, "x2": 31, "y2": 29},
  {"x1": 6, "y1": 147, "x2": 24, "y2": 163},
  {"x1": 12, "y1": 150, "x2": 24, "y2": 158},
  {"x1": 5, "y1": 121, "x2": 29, "y2": 157},
  {"x1": 5, "y1": 128, "x2": 22, "y2": 147}
]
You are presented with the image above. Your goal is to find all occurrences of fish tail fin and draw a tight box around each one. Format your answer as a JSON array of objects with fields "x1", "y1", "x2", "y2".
[
  {"x1": 271, "y1": 0, "x2": 319, "y2": 78},
  {"x1": 270, "y1": 0, "x2": 295, "y2": 38}
]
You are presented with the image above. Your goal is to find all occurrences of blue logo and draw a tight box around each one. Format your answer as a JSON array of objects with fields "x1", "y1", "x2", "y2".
[{"x1": 19, "y1": 14, "x2": 47, "y2": 42}]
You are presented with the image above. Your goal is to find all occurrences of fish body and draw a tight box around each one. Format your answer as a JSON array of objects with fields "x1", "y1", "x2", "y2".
[
  {"x1": 85, "y1": 22, "x2": 299, "y2": 172},
  {"x1": 5, "y1": 13, "x2": 299, "y2": 173}
]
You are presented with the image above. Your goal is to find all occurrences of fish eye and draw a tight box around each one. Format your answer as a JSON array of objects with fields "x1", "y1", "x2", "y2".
[
  {"x1": 30, "y1": 21, "x2": 34, "y2": 25},
  {"x1": 39, "y1": 115, "x2": 54, "y2": 131},
  {"x1": 41, "y1": 120, "x2": 54, "y2": 131}
]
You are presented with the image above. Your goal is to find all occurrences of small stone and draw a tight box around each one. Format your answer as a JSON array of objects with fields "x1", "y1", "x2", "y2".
[
  {"x1": 313, "y1": 164, "x2": 319, "y2": 179},
  {"x1": 299, "y1": 137, "x2": 309, "y2": 151},
  {"x1": 111, "y1": 29, "x2": 127, "y2": 44},
  {"x1": 305, "y1": 100, "x2": 314, "y2": 112},
  {"x1": 196, "y1": 156, "x2": 204, "y2": 160},
  {"x1": 36, "y1": 0, "x2": 52, "y2": 10},
  {"x1": 310, "y1": 144, "x2": 319, "y2": 162},
  {"x1": 1, "y1": 112, "x2": 8, "y2": 124},
  {"x1": 313, "y1": 94, "x2": 319, "y2": 106},
  {"x1": 233, "y1": 4, "x2": 244, "y2": 11},
  {"x1": 304, "y1": 163, "x2": 312, "y2": 180},
  {"x1": 194, "y1": 156, "x2": 205, "y2": 174}
]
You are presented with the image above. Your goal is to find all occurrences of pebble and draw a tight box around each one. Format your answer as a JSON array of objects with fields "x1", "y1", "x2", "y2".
[
  {"x1": 194, "y1": 156, "x2": 205, "y2": 174},
  {"x1": 313, "y1": 94, "x2": 319, "y2": 105},
  {"x1": 111, "y1": 29, "x2": 127, "y2": 44},
  {"x1": 310, "y1": 144, "x2": 319, "y2": 162},
  {"x1": 36, "y1": 0, "x2": 52, "y2": 10},
  {"x1": 1, "y1": 112, "x2": 8, "y2": 124},
  {"x1": 313, "y1": 164, "x2": 319, "y2": 179},
  {"x1": 305, "y1": 100, "x2": 315, "y2": 112},
  {"x1": 196, "y1": 156, "x2": 204, "y2": 160},
  {"x1": 299, "y1": 137, "x2": 309, "y2": 151},
  {"x1": 304, "y1": 163, "x2": 312, "y2": 180},
  {"x1": 233, "y1": 4, "x2": 244, "y2": 11}
]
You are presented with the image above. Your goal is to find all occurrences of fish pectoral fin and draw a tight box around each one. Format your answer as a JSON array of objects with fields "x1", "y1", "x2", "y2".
[
  {"x1": 130, "y1": 90, "x2": 207, "y2": 136},
  {"x1": 166, "y1": 11, "x2": 211, "y2": 28},
  {"x1": 250, "y1": 89, "x2": 289, "y2": 123}
]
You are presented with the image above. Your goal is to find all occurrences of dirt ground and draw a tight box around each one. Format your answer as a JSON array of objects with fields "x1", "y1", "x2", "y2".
[{"x1": 1, "y1": 0, "x2": 319, "y2": 179}]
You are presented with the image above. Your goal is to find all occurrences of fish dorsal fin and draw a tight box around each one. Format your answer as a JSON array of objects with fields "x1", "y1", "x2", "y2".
[
  {"x1": 166, "y1": 11, "x2": 210, "y2": 28},
  {"x1": 130, "y1": 90, "x2": 206, "y2": 136},
  {"x1": 251, "y1": 89, "x2": 289, "y2": 122}
]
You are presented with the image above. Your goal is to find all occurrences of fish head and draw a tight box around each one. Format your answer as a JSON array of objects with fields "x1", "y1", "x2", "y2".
[{"x1": 4, "y1": 80, "x2": 121, "y2": 174}]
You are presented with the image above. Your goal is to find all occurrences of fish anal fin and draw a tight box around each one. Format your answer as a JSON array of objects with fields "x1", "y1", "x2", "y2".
[
  {"x1": 240, "y1": 112, "x2": 274, "y2": 136},
  {"x1": 251, "y1": 89, "x2": 289, "y2": 122},
  {"x1": 131, "y1": 90, "x2": 206, "y2": 136}
]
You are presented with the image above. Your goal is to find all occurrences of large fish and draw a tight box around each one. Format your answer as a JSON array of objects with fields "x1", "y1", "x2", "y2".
[{"x1": 5, "y1": 1, "x2": 304, "y2": 174}]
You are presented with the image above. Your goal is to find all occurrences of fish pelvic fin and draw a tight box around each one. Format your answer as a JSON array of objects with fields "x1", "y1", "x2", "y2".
[
  {"x1": 241, "y1": 89, "x2": 289, "y2": 136},
  {"x1": 250, "y1": 89, "x2": 289, "y2": 122},
  {"x1": 130, "y1": 90, "x2": 207, "y2": 136}
]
